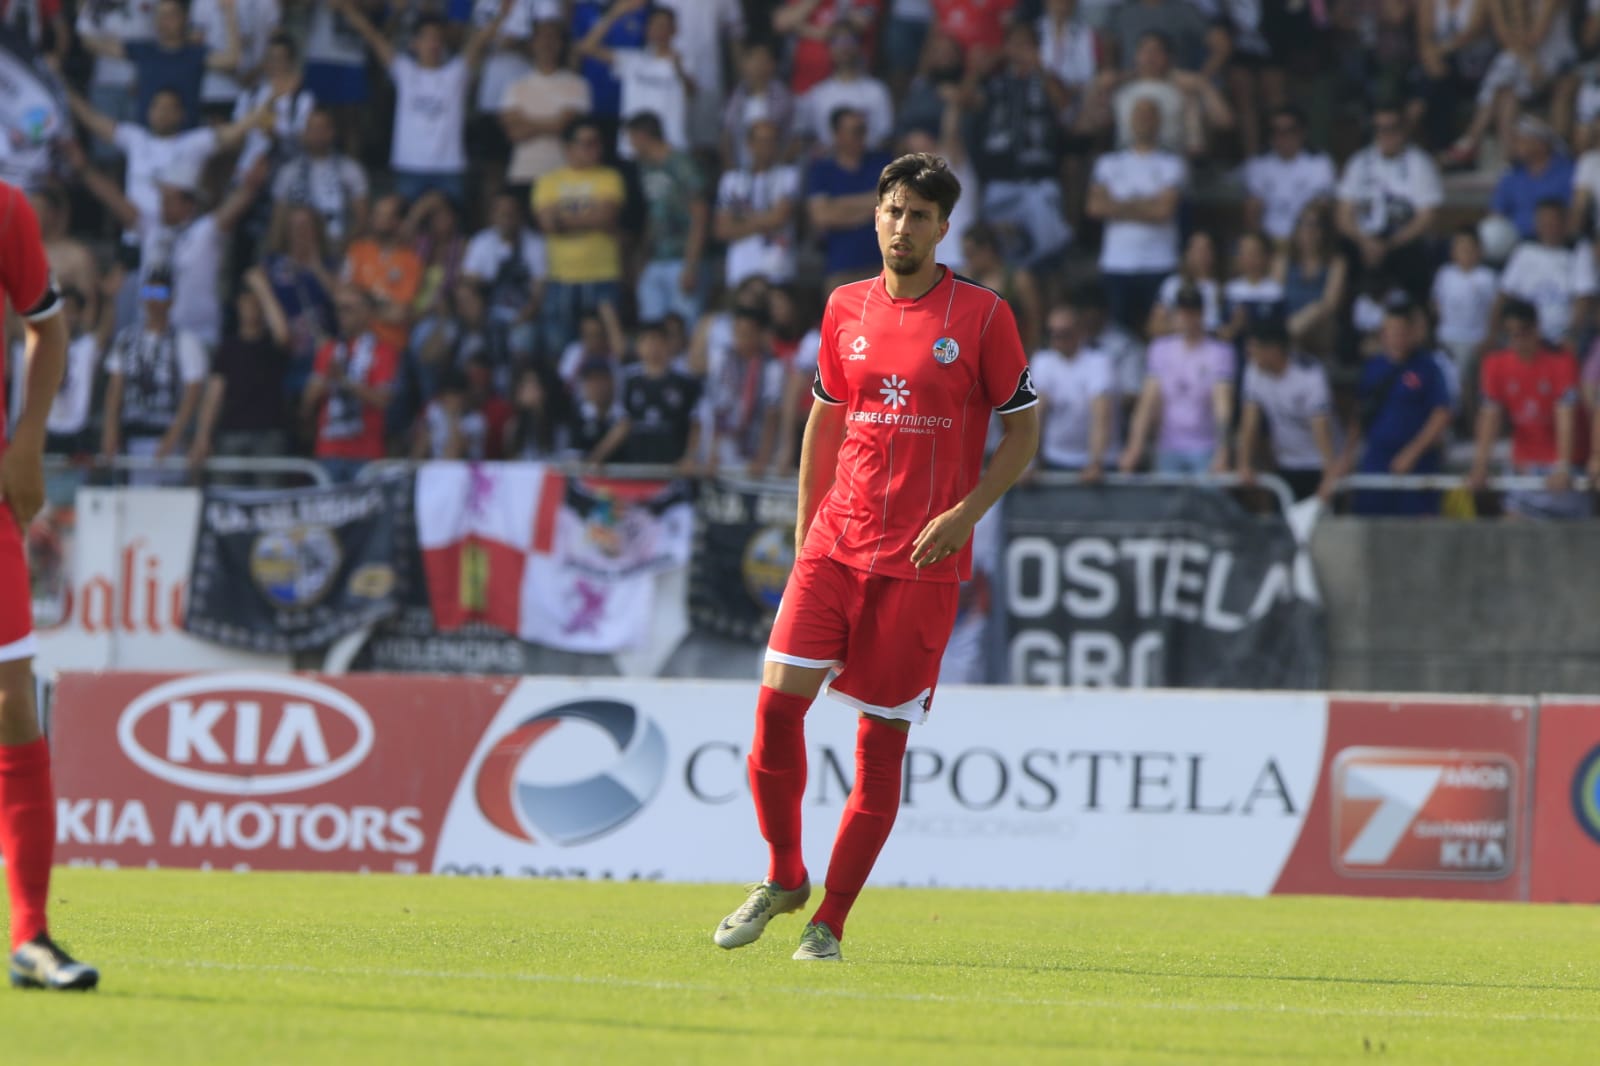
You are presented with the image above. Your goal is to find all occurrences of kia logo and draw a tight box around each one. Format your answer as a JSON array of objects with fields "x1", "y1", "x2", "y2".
[
  {"x1": 117, "y1": 674, "x2": 375, "y2": 795},
  {"x1": 475, "y1": 700, "x2": 667, "y2": 845}
]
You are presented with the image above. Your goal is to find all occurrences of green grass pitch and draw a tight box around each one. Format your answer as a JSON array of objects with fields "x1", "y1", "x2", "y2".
[{"x1": 5, "y1": 868, "x2": 1599, "y2": 1064}]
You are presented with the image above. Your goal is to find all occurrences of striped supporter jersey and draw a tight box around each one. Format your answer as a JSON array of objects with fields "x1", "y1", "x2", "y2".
[{"x1": 807, "y1": 267, "x2": 1036, "y2": 582}]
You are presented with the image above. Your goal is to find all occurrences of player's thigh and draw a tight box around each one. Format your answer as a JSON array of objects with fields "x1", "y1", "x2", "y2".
[
  {"x1": 0, "y1": 512, "x2": 38, "y2": 743},
  {"x1": 764, "y1": 555, "x2": 857, "y2": 698},
  {"x1": 831, "y1": 578, "x2": 960, "y2": 723}
]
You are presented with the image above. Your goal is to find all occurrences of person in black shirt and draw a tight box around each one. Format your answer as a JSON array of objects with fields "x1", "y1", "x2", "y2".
[
  {"x1": 590, "y1": 320, "x2": 703, "y2": 468},
  {"x1": 192, "y1": 268, "x2": 292, "y2": 469},
  {"x1": 568, "y1": 358, "x2": 618, "y2": 459}
]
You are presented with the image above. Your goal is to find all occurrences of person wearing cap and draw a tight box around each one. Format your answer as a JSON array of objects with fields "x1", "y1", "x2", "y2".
[
  {"x1": 1490, "y1": 116, "x2": 1574, "y2": 241},
  {"x1": 796, "y1": 24, "x2": 894, "y2": 153},
  {"x1": 1120, "y1": 282, "x2": 1234, "y2": 476},
  {"x1": 1351, "y1": 295, "x2": 1453, "y2": 516},
  {"x1": 302, "y1": 286, "x2": 400, "y2": 483},
  {"x1": 1235, "y1": 319, "x2": 1343, "y2": 502},
  {"x1": 99, "y1": 268, "x2": 209, "y2": 485}
]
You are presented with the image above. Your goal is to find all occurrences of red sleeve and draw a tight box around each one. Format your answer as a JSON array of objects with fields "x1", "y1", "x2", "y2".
[
  {"x1": 1479, "y1": 354, "x2": 1503, "y2": 406},
  {"x1": 981, "y1": 296, "x2": 1036, "y2": 412},
  {"x1": 372, "y1": 343, "x2": 400, "y2": 387},
  {"x1": 811, "y1": 298, "x2": 845, "y2": 406},
  {"x1": 0, "y1": 185, "x2": 57, "y2": 322}
]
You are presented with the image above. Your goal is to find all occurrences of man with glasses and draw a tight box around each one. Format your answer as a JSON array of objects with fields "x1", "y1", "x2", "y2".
[
  {"x1": 806, "y1": 107, "x2": 891, "y2": 295},
  {"x1": 1244, "y1": 105, "x2": 1336, "y2": 248},
  {"x1": 302, "y1": 286, "x2": 398, "y2": 483},
  {"x1": 1336, "y1": 102, "x2": 1443, "y2": 301},
  {"x1": 533, "y1": 116, "x2": 626, "y2": 359}
]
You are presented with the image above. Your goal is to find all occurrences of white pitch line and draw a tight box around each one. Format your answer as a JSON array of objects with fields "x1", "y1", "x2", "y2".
[{"x1": 119, "y1": 958, "x2": 1600, "y2": 1026}]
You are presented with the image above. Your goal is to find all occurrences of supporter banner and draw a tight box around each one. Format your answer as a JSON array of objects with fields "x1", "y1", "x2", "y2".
[
  {"x1": 31, "y1": 490, "x2": 289, "y2": 677},
  {"x1": 999, "y1": 484, "x2": 1325, "y2": 688},
  {"x1": 415, "y1": 463, "x2": 693, "y2": 654},
  {"x1": 1272, "y1": 697, "x2": 1532, "y2": 901},
  {"x1": 184, "y1": 480, "x2": 413, "y2": 654},
  {"x1": 1528, "y1": 698, "x2": 1600, "y2": 903},
  {"x1": 689, "y1": 478, "x2": 796, "y2": 643}
]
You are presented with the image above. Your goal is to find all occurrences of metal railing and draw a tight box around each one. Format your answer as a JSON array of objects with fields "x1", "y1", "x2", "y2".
[
  {"x1": 1334, "y1": 473, "x2": 1597, "y2": 494},
  {"x1": 43, "y1": 454, "x2": 332, "y2": 487}
]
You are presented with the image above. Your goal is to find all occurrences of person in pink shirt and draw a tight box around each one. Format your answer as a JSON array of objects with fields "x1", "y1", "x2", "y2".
[{"x1": 1120, "y1": 283, "x2": 1236, "y2": 474}]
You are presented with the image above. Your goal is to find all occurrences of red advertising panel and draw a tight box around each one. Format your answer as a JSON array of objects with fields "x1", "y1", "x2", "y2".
[
  {"x1": 1529, "y1": 698, "x2": 1600, "y2": 903},
  {"x1": 51, "y1": 672, "x2": 508, "y2": 873},
  {"x1": 1273, "y1": 697, "x2": 1532, "y2": 900}
]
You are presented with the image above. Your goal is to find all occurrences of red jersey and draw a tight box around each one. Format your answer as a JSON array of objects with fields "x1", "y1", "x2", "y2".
[
  {"x1": 933, "y1": 0, "x2": 1017, "y2": 51},
  {"x1": 807, "y1": 268, "x2": 1034, "y2": 583},
  {"x1": 312, "y1": 333, "x2": 399, "y2": 461},
  {"x1": 1479, "y1": 347, "x2": 1579, "y2": 467},
  {"x1": 0, "y1": 180, "x2": 61, "y2": 453},
  {"x1": 786, "y1": 0, "x2": 882, "y2": 93}
]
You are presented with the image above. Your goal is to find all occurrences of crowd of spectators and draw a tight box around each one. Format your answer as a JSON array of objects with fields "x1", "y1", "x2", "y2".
[{"x1": 9, "y1": 0, "x2": 1600, "y2": 517}]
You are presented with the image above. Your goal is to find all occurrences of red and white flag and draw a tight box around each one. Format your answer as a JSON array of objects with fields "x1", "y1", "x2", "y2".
[{"x1": 415, "y1": 463, "x2": 693, "y2": 653}]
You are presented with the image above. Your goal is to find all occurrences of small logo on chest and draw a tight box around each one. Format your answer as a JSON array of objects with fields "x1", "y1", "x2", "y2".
[
  {"x1": 848, "y1": 335, "x2": 870, "y2": 360},
  {"x1": 932, "y1": 337, "x2": 960, "y2": 365}
]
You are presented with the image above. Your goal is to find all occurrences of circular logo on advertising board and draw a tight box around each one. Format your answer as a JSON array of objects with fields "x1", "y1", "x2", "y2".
[
  {"x1": 1571, "y1": 745, "x2": 1600, "y2": 844},
  {"x1": 474, "y1": 700, "x2": 667, "y2": 846}
]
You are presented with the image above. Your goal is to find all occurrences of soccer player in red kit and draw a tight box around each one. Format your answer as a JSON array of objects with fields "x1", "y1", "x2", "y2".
[
  {"x1": 712, "y1": 154, "x2": 1039, "y2": 961},
  {"x1": 0, "y1": 181, "x2": 99, "y2": 990}
]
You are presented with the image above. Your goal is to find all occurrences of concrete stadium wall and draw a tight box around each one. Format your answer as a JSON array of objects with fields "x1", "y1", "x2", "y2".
[{"x1": 1311, "y1": 518, "x2": 1600, "y2": 695}]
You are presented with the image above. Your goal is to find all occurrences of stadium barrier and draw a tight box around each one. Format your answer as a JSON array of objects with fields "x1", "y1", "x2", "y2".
[{"x1": 46, "y1": 672, "x2": 1584, "y2": 902}]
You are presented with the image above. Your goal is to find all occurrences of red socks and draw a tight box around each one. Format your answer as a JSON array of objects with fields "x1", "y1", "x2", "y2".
[
  {"x1": 812, "y1": 715, "x2": 908, "y2": 942},
  {"x1": 748, "y1": 687, "x2": 812, "y2": 890},
  {"x1": 0, "y1": 738, "x2": 54, "y2": 950}
]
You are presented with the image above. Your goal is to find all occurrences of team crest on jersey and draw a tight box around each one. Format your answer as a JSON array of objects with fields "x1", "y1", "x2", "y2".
[{"x1": 932, "y1": 337, "x2": 960, "y2": 365}]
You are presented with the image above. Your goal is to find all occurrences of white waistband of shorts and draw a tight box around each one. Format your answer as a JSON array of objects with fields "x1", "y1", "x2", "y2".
[
  {"x1": 0, "y1": 632, "x2": 36, "y2": 664},
  {"x1": 825, "y1": 683, "x2": 933, "y2": 726}
]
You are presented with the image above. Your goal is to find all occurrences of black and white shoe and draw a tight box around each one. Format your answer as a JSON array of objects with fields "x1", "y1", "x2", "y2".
[{"x1": 10, "y1": 934, "x2": 99, "y2": 991}]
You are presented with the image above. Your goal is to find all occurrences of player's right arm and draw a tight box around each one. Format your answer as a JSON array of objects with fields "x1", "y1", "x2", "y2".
[{"x1": 796, "y1": 300, "x2": 846, "y2": 557}]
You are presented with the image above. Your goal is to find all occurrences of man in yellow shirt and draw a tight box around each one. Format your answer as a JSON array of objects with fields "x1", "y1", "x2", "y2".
[{"x1": 533, "y1": 116, "x2": 625, "y2": 360}]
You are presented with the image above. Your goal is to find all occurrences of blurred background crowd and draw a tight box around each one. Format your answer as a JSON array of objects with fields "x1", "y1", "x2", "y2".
[{"x1": 10, "y1": 0, "x2": 1600, "y2": 517}]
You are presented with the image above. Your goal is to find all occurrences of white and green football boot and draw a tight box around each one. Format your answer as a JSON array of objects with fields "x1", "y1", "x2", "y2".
[
  {"x1": 10, "y1": 934, "x2": 99, "y2": 991},
  {"x1": 713, "y1": 877, "x2": 811, "y2": 949},
  {"x1": 792, "y1": 921, "x2": 842, "y2": 962}
]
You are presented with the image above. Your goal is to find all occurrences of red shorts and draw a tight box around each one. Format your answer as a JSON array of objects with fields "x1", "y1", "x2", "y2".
[
  {"x1": 0, "y1": 503, "x2": 33, "y2": 661},
  {"x1": 766, "y1": 554, "x2": 960, "y2": 724}
]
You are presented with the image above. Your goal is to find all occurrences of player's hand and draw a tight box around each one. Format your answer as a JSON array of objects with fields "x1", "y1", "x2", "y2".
[
  {"x1": 0, "y1": 435, "x2": 46, "y2": 529},
  {"x1": 911, "y1": 503, "x2": 976, "y2": 569}
]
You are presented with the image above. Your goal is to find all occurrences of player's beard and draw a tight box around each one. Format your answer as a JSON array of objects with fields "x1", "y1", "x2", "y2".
[{"x1": 884, "y1": 245, "x2": 926, "y2": 275}]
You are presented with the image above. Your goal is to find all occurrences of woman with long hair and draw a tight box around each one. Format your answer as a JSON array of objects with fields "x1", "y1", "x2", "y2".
[{"x1": 1278, "y1": 204, "x2": 1349, "y2": 361}]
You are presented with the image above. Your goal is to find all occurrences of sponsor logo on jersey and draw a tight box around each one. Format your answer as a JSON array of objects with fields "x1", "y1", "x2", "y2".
[
  {"x1": 932, "y1": 337, "x2": 960, "y2": 365},
  {"x1": 117, "y1": 673, "x2": 376, "y2": 795},
  {"x1": 1331, "y1": 747, "x2": 1516, "y2": 880},
  {"x1": 878, "y1": 374, "x2": 910, "y2": 408},
  {"x1": 848, "y1": 335, "x2": 870, "y2": 360}
]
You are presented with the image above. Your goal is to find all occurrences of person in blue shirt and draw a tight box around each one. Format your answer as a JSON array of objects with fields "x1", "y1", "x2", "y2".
[
  {"x1": 1352, "y1": 295, "x2": 1454, "y2": 516},
  {"x1": 806, "y1": 107, "x2": 892, "y2": 296},
  {"x1": 571, "y1": 0, "x2": 650, "y2": 126},
  {"x1": 1491, "y1": 116, "x2": 1574, "y2": 241},
  {"x1": 80, "y1": 0, "x2": 240, "y2": 132}
]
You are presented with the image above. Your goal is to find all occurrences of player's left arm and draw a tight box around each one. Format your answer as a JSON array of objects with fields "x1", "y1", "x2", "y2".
[
  {"x1": 910, "y1": 299, "x2": 1039, "y2": 569},
  {"x1": 0, "y1": 192, "x2": 67, "y2": 527}
]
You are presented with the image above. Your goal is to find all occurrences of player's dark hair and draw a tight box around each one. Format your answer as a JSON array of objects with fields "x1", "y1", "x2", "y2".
[
  {"x1": 625, "y1": 111, "x2": 665, "y2": 141},
  {"x1": 1501, "y1": 297, "x2": 1539, "y2": 327},
  {"x1": 878, "y1": 153, "x2": 962, "y2": 222}
]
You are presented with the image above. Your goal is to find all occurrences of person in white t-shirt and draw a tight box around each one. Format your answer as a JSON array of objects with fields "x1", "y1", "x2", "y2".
[
  {"x1": 76, "y1": 0, "x2": 156, "y2": 134},
  {"x1": 500, "y1": 20, "x2": 593, "y2": 195},
  {"x1": 1150, "y1": 230, "x2": 1223, "y2": 336},
  {"x1": 1243, "y1": 106, "x2": 1337, "y2": 246},
  {"x1": 1219, "y1": 231, "x2": 1286, "y2": 344},
  {"x1": 1498, "y1": 198, "x2": 1598, "y2": 350},
  {"x1": 331, "y1": 0, "x2": 512, "y2": 204},
  {"x1": 191, "y1": 0, "x2": 282, "y2": 119},
  {"x1": 1335, "y1": 103, "x2": 1444, "y2": 300},
  {"x1": 1235, "y1": 318, "x2": 1341, "y2": 501},
  {"x1": 65, "y1": 84, "x2": 266, "y2": 231},
  {"x1": 1087, "y1": 96, "x2": 1188, "y2": 332},
  {"x1": 576, "y1": 0, "x2": 696, "y2": 161},
  {"x1": 798, "y1": 25, "x2": 895, "y2": 153},
  {"x1": 461, "y1": 190, "x2": 548, "y2": 350},
  {"x1": 1431, "y1": 226, "x2": 1500, "y2": 399},
  {"x1": 1031, "y1": 303, "x2": 1120, "y2": 477},
  {"x1": 714, "y1": 120, "x2": 801, "y2": 288},
  {"x1": 270, "y1": 107, "x2": 370, "y2": 251},
  {"x1": 656, "y1": 0, "x2": 743, "y2": 149}
]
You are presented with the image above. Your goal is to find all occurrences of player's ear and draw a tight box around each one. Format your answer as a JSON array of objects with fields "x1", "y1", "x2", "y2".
[{"x1": 938, "y1": 217, "x2": 949, "y2": 241}]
